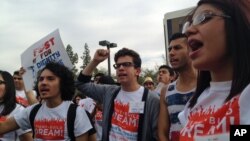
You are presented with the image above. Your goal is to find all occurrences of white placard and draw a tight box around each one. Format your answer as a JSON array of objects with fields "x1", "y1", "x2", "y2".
[{"x1": 21, "y1": 29, "x2": 73, "y2": 91}]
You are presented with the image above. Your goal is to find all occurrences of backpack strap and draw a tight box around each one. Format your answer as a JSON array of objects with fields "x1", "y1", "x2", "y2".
[
  {"x1": 137, "y1": 88, "x2": 148, "y2": 141},
  {"x1": 29, "y1": 103, "x2": 42, "y2": 138},
  {"x1": 67, "y1": 103, "x2": 78, "y2": 141}
]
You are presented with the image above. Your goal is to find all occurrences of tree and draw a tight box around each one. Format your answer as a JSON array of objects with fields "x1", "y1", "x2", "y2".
[
  {"x1": 139, "y1": 68, "x2": 158, "y2": 84},
  {"x1": 80, "y1": 43, "x2": 92, "y2": 70},
  {"x1": 66, "y1": 44, "x2": 78, "y2": 77}
]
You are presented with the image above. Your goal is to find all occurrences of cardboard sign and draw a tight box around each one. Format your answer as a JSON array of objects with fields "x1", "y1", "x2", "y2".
[{"x1": 21, "y1": 29, "x2": 73, "y2": 91}]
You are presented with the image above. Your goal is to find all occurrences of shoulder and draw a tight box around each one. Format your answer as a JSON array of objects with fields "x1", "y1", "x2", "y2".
[
  {"x1": 147, "y1": 90, "x2": 160, "y2": 103},
  {"x1": 168, "y1": 81, "x2": 176, "y2": 91}
]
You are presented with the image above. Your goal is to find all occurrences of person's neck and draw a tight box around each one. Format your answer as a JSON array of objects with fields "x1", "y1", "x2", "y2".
[
  {"x1": 178, "y1": 66, "x2": 197, "y2": 84},
  {"x1": 16, "y1": 88, "x2": 24, "y2": 91},
  {"x1": 176, "y1": 66, "x2": 197, "y2": 91},
  {"x1": 121, "y1": 82, "x2": 141, "y2": 92}
]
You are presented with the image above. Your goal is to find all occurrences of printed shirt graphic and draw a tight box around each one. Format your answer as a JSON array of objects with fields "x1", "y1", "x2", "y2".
[
  {"x1": 16, "y1": 90, "x2": 29, "y2": 107},
  {"x1": 179, "y1": 81, "x2": 243, "y2": 141},
  {"x1": 35, "y1": 118, "x2": 65, "y2": 140},
  {"x1": 166, "y1": 82, "x2": 194, "y2": 141},
  {"x1": 14, "y1": 101, "x2": 93, "y2": 141},
  {"x1": 0, "y1": 104, "x2": 30, "y2": 141},
  {"x1": 95, "y1": 110, "x2": 103, "y2": 141},
  {"x1": 109, "y1": 86, "x2": 144, "y2": 141},
  {"x1": 16, "y1": 90, "x2": 36, "y2": 107}
]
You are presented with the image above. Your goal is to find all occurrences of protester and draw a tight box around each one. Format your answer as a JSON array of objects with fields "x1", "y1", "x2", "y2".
[
  {"x1": 0, "y1": 62, "x2": 95, "y2": 141},
  {"x1": 93, "y1": 73, "x2": 105, "y2": 84},
  {"x1": 73, "y1": 92, "x2": 85, "y2": 105},
  {"x1": 179, "y1": 0, "x2": 250, "y2": 140},
  {"x1": 0, "y1": 70, "x2": 32, "y2": 141},
  {"x1": 158, "y1": 33, "x2": 197, "y2": 141},
  {"x1": 154, "y1": 65, "x2": 174, "y2": 94},
  {"x1": 76, "y1": 48, "x2": 159, "y2": 141},
  {"x1": 13, "y1": 70, "x2": 37, "y2": 106},
  {"x1": 143, "y1": 76, "x2": 155, "y2": 91}
]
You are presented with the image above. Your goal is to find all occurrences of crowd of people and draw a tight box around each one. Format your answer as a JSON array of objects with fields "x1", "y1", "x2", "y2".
[{"x1": 0, "y1": 0, "x2": 249, "y2": 140}]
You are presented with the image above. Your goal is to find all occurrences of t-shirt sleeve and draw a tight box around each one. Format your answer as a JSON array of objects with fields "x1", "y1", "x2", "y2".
[
  {"x1": 14, "y1": 104, "x2": 36, "y2": 131},
  {"x1": 74, "y1": 107, "x2": 94, "y2": 137},
  {"x1": 10, "y1": 105, "x2": 32, "y2": 136}
]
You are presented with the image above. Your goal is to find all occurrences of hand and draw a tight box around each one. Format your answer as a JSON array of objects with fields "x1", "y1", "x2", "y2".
[
  {"x1": 19, "y1": 67, "x2": 26, "y2": 76},
  {"x1": 93, "y1": 49, "x2": 109, "y2": 63}
]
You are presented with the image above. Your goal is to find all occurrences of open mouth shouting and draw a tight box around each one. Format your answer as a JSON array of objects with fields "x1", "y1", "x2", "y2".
[{"x1": 188, "y1": 39, "x2": 203, "y2": 59}]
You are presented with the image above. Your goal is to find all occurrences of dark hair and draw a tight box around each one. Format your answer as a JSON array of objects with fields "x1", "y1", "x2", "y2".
[
  {"x1": 34, "y1": 62, "x2": 75, "y2": 101},
  {"x1": 114, "y1": 48, "x2": 141, "y2": 68},
  {"x1": 188, "y1": 0, "x2": 250, "y2": 108},
  {"x1": 72, "y1": 92, "x2": 85, "y2": 104},
  {"x1": 94, "y1": 73, "x2": 105, "y2": 79},
  {"x1": 98, "y1": 75, "x2": 116, "y2": 85},
  {"x1": 169, "y1": 32, "x2": 187, "y2": 43},
  {"x1": 159, "y1": 65, "x2": 175, "y2": 76},
  {"x1": 13, "y1": 70, "x2": 20, "y2": 76},
  {"x1": 0, "y1": 70, "x2": 17, "y2": 116}
]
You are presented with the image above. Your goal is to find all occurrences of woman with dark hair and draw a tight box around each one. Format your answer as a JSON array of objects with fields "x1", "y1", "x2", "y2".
[
  {"x1": 179, "y1": 0, "x2": 250, "y2": 140},
  {"x1": 0, "y1": 62, "x2": 95, "y2": 141},
  {"x1": 0, "y1": 70, "x2": 32, "y2": 140}
]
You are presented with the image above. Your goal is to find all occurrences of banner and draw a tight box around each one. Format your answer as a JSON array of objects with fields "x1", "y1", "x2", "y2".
[{"x1": 21, "y1": 29, "x2": 73, "y2": 91}]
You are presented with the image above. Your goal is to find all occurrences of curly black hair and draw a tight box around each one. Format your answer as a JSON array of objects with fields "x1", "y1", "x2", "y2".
[{"x1": 34, "y1": 62, "x2": 75, "y2": 101}]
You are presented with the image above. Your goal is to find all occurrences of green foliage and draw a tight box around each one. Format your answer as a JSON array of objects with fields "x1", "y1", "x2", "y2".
[
  {"x1": 66, "y1": 44, "x2": 78, "y2": 78},
  {"x1": 139, "y1": 67, "x2": 158, "y2": 85},
  {"x1": 80, "y1": 43, "x2": 91, "y2": 69}
]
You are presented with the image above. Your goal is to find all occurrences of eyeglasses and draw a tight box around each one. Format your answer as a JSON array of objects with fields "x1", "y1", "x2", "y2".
[
  {"x1": 113, "y1": 62, "x2": 135, "y2": 69},
  {"x1": 13, "y1": 77, "x2": 22, "y2": 80},
  {"x1": 0, "y1": 80, "x2": 6, "y2": 85},
  {"x1": 182, "y1": 11, "x2": 231, "y2": 34}
]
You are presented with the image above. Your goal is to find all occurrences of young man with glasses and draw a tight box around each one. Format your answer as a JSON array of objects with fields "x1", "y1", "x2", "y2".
[{"x1": 76, "y1": 48, "x2": 159, "y2": 141}]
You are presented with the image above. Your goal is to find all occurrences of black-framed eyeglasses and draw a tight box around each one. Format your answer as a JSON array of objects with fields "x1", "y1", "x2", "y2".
[
  {"x1": 13, "y1": 77, "x2": 22, "y2": 80},
  {"x1": 113, "y1": 62, "x2": 135, "y2": 69},
  {"x1": 182, "y1": 11, "x2": 231, "y2": 33},
  {"x1": 0, "y1": 80, "x2": 6, "y2": 85}
]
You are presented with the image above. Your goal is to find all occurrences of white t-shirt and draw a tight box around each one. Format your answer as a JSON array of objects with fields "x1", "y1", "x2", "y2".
[
  {"x1": 14, "y1": 101, "x2": 93, "y2": 141},
  {"x1": 16, "y1": 90, "x2": 36, "y2": 107},
  {"x1": 0, "y1": 104, "x2": 31, "y2": 141},
  {"x1": 179, "y1": 81, "x2": 250, "y2": 141},
  {"x1": 109, "y1": 86, "x2": 144, "y2": 141}
]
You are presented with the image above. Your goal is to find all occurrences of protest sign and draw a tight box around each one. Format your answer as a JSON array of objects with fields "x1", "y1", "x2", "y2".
[{"x1": 21, "y1": 29, "x2": 73, "y2": 91}]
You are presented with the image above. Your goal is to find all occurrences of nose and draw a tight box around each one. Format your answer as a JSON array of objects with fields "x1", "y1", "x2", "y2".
[
  {"x1": 169, "y1": 48, "x2": 176, "y2": 57},
  {"x1": 184, "y1": 24, "x2": 197, "y2": 37}
]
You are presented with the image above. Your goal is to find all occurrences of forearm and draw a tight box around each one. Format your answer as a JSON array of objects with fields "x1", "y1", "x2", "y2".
[
  {"x1": 158, "y1": 87, "x2": 170, "y2": 141},
  {"x1": 0, "y1": 117, "x2": 19, "y2": 135},
  {"x1": 82, "y1": 60, "x2": 100, "y2": 75},
  {"x1": 25, "y1": 90, "x2": 38, "y2": 105},
  {"x1": 19, "y1": 132, "x2": 33, "y2": 141}
]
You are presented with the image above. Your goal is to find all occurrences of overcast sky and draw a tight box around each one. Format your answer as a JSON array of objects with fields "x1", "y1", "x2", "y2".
[{"x1": 0, "y1": 0, "x2": 198, "y2": 74}]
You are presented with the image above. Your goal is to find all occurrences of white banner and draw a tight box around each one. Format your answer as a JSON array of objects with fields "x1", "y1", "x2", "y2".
[{"x1": 21, "y1": 29, "x2": 73, "y2": 91}]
